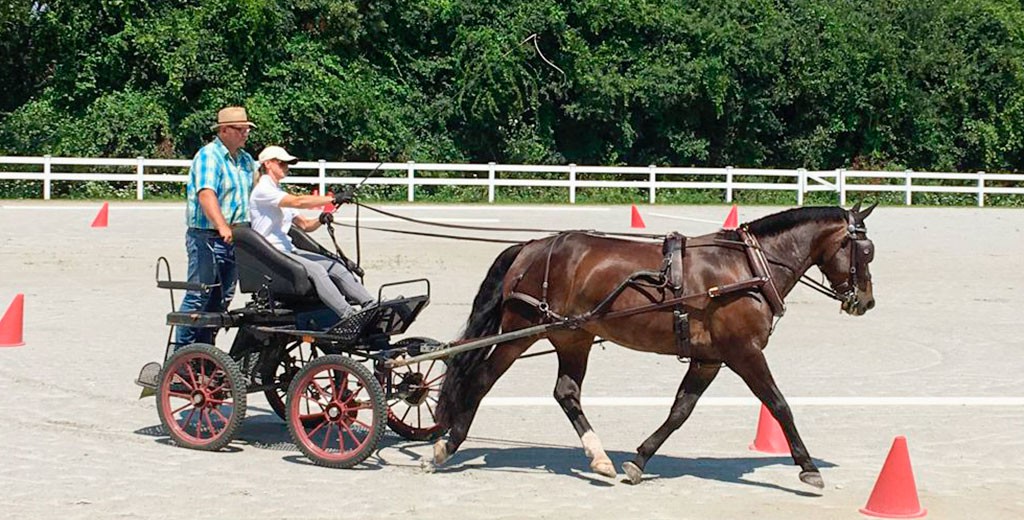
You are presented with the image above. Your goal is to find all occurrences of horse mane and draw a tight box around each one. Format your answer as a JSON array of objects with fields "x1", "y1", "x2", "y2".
[{"x1": 744, "y1": 206, "x2": 847, "y2": 238}]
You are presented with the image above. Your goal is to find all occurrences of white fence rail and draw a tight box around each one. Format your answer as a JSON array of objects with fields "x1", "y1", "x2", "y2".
[{"x1": 1, "y1": 155, "x2": 1023, "y2": 207}]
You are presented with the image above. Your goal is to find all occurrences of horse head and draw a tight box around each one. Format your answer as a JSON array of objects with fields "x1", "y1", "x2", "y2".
[{"x1": 817, "y1": 202, "x2": 877, "y2": 316}]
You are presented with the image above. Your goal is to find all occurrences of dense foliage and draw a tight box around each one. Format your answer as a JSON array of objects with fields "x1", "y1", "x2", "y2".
[{"x1": 3, "y1": 0, "x2": 1024, "y2": 174}]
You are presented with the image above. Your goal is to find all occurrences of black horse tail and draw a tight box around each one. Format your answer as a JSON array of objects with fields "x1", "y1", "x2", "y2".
[{"x1": 437, "y1": 242, "x2": 525, "y2": 426}]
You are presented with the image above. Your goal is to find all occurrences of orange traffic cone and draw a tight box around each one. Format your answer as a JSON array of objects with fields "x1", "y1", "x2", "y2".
[
  {"x1": 91, "y1": 202, "x2": 109, "y2": 228},
  {"x1": 0, "y1": 294, "x2": 25, "y2": 347},
  {"x1": 749, "y1": 404, "x2": 789, "y2": 454},
  {"x1": 630, "y1": 205, "x2": 646, "y2": 229},
  {"x1": 860, "y1": 436, "x2": 927, "y2": 518},
  {"x1": 324, "y1": 191, "x2": 336, "y2": 213},
  {"x1": 722, "y1": 204, "x2": 739, "y2": 230}
]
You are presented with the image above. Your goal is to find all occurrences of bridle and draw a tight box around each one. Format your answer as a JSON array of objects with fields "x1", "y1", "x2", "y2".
[{"x1": 799, "y1": 213, "x2": 874, "y2": 309}]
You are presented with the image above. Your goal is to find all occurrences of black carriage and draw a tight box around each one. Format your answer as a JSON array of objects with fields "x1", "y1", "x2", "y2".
[{"x1": 136, "y1": 225, "x2": 447, "y2": 468}]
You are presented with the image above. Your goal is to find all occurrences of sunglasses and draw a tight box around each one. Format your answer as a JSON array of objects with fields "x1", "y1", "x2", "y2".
[{"x1": 228, "y1": 126, "x2": 252, "y2": 134}]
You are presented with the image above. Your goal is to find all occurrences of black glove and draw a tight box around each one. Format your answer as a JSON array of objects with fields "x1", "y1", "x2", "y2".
[
  {"x1": 333, "y1": 186, "x2": 356, "y2": 205},
  {"x1": 318, "y1": 212, "x2": 334, "y2": 225}
]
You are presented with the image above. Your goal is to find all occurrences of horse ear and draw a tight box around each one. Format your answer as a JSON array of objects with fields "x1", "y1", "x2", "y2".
[
  {"x1": 858, "y1": 202, "x2": 878, "y2": 220},
  {"x1": 850, "y1": 201, "x2": 862, "y2": 214}
]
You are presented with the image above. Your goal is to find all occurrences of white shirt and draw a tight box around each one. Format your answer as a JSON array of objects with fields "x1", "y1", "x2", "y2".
[{"x1": 249, "y1": 175, "x2": 299, "y2": 252}]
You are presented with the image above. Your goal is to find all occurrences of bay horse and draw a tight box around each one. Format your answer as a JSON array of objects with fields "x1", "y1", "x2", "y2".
[{"x1": 433, "y1": 204, "x2": 877, "y2": 488}]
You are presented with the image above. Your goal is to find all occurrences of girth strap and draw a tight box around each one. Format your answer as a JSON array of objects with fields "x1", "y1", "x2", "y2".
[{"x1": 661, "y1": 232, "x2": 690, "y2": 358}]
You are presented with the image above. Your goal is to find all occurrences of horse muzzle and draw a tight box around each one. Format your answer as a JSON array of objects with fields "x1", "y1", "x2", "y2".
[{"x1": 840, "y1": 287, "x2": 875, "y2": 316}]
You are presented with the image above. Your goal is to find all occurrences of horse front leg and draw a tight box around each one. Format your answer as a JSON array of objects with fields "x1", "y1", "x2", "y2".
[
  {"x1": 622, "y1": 360, "x2": 721, "y2": 484},
  {"x1": 729, "y1": 350, "x2": 824, "y2": 489},
  {"x1": 550, "y1": 335, "x2": 617, "y2": 478}
]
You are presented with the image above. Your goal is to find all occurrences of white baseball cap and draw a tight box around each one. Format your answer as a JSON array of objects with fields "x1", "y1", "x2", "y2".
[{"x1": 258, "y1": 145, "x2": 298, "y2": 165}]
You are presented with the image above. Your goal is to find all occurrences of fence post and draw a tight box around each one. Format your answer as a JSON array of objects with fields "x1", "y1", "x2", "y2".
[
  {"x1": 838, "y1": 168, "x2": 847, "y2": 206},
  {"x1": 43, "y1": 155, "x2": 51, "y2": 200},
  {"x1": 797, "y1": 168, "x2": 806, "y2": 206},
  {"x1": 648, "y1": 165, "x2": 657, "y2": 204},
  {"x1": 977, "y1": 171, "x2": 985, "y2": 207},
  {"x1": 318, "y1": 160, "x2": 326, "y2": 196},
  {"x1": 904, "y1": 169, "x2": 913, "y2": 205},
  {"x1": 136, "y1": 156, "x2": 145, "y2": 200},
  {"x1": 569, "y1": 163, "x2": 577, "y2": 204},
  {"x1": 725, "y1": 166, "x2": 734, "y2": 203},
  {"x1": 488, "y1": 162, "x2": 496, "y2": 203},
  {"x1": 407, "y1": 160, "x2": 415, "y2": 202}
]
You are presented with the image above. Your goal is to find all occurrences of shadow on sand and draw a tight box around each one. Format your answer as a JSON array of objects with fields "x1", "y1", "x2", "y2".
[{"x1": 135, "y1": 414, "x2": 832, "y2": 494}]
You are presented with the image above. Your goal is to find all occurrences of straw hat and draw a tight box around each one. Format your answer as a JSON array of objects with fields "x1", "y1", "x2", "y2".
[{"x1": 210, "y1": 106, "x2": 257, "y2": 130}]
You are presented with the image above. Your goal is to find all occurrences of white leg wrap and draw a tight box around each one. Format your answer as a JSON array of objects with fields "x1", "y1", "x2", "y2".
[{"x1": 581, "y1": 431, "x2": 605, "y2": 459}]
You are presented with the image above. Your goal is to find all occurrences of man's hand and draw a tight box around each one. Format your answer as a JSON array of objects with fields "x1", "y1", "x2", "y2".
[
  {"x1": 333, "y1": 186, "x2": 356, "y2": 206},
  {"x1": 318, "y1": 212, "x2": 334, "y2": 225},
  {"x1": 217, "y1": 224, "x2": 233, "y2": 244}
]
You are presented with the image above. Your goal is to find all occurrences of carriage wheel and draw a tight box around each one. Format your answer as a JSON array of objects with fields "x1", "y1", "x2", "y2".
[
  {"x1": 156, "y1": 343, "x2": 247, "y2": 451},
  {"x1": 286, "y1": 355, "x2": 386, "y2": 468},
  {"x1": 378, "y1": 338, "x2": 448, "y2": 441},
  {"x1": 261, "y1": 339, "x2": 340, "y2": 424}
]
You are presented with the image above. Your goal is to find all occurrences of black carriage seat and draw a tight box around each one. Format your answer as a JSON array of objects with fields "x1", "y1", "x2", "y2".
[{"x1": 233, "y1": 227, "x2": 318, "y2": 302}]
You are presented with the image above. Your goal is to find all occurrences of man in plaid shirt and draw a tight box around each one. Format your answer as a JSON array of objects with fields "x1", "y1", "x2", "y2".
[{"x1": 175, "y1": 106, "x2": 257, "y2": 348}]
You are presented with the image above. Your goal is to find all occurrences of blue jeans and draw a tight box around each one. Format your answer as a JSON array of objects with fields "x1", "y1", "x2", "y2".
[{"x1": 174, "y1": 228, "x2": 237, "y2": 348}]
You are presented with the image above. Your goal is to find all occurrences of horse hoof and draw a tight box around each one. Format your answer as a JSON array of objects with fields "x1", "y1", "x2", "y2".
[
  {"x1": 622, "y1": 461, "x2": 643, "y2": 485},
  {"x1": 420, "y1": 459, "x2": 437, "y2": 473},
  {"x1": 800, "y1": 470, "x2": 824, "y2": 489},
  {"x1": 591, "y1": 458, "x2": 617, "y2": 479},
  {"x1": 433, "y1": 440, "x2": 449, "y2": 465}
]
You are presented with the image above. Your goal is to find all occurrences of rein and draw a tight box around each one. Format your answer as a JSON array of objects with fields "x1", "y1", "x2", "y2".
[{"x1": 349, "y1": 202, "x2": 666, "y2": 242}]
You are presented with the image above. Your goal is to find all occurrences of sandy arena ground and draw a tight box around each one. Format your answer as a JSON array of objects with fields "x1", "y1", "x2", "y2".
[{"x1": 1, "y1": 201, "x2": 1023, "y2": 519}]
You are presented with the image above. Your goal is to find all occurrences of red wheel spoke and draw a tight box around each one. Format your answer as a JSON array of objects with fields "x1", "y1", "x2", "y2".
[
  {"x1": 425, "y1": 399, "x2": 437, "y2": 420},
  {"x1": 211, "y1": 407, "x2": 231, "y2": 425},
  {"x1": 206, "y1": 409, "x2": 222, "y2": 437},
  {"x1": 170, "y1": 401, "x2": 193, "y2": 415},
  {"x1": 168, "y1": 391, "x2": 192, "y2": 399},
  {"x1": 311, "y1": 379, "x2": 332, "y2": 401},
  {"x1": 342, "y1": 382, "x2": 365, "y2": 406},
  {"x1": 304, "y1": 416, "x2": 329, "y2": 439},
  {"x1": 350, "y1": 418, "x2": 373, "y2": 431},
  {"x1": 349, "y1": 400, "x2": 373, "y2": 411},
  {"x1": 399, "y1": 405, "x2": 412, "y2": 423},
  {"x1": 424, "y1": 373, "x2": 445, "y2": 387},
  {"x1": 339, "y1": 420, "x2": 365, "y2": 447},
  {"x1": 300, "y1": 392, "x2": 328, "y2": 410},
  {"x1": 327, "y1": 369, "x2": 342, "y2": 400},
  {"x1": 319, "y1": 423, "x2": 334, "y2": 450},
  {"x1": 184, "y1": 363, "x2": 199, "y2": 389},
  {"x1": 182, "y1": 408, "x2": 197, "y2": 429}
]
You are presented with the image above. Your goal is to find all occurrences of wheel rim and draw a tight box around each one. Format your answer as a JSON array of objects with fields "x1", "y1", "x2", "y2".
[
  {"x1": 291, "y1": 362, "x2": 378, "y2": 462},
  {"x1": 160, "y1": 352, "x2": 237, "y2": 446},
  {"x1": 385, "y1": 358, "x2": 445, "y2": 437}
]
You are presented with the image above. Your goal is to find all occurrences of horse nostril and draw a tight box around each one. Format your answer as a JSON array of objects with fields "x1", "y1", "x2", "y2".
[{"x1": 866, "y1": 300, "x2": 875, "y2": 310}]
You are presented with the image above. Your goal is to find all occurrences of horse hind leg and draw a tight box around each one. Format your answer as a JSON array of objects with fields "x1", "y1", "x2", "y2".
[
  {"x1": 432, "y1": 335, "x2": 534, "y2": 467},
  {"x1": 622, "y1": 361, "x2": 721, "y2": 485},
  {"x1": 549, "y1": 334, "x2": 617, "y2": 478}
]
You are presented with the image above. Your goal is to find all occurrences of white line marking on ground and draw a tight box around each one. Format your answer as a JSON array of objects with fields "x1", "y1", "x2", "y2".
[
  {"x1": 479, "y1": 396, "x2": 1024, "y2": 407},
  {"x1": 648, "y1": 212, "x2": 721, "y2": 224}
]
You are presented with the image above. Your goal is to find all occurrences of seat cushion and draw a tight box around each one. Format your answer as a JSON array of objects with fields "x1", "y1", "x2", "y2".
[{"x1": 233, "y1": 227, "x2": 315, "y2": 298}]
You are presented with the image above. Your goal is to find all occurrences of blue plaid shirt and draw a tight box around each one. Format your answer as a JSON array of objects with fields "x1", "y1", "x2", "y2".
[{"x1": 185, "y1": 137, "x2": 256, "y2": 229}]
